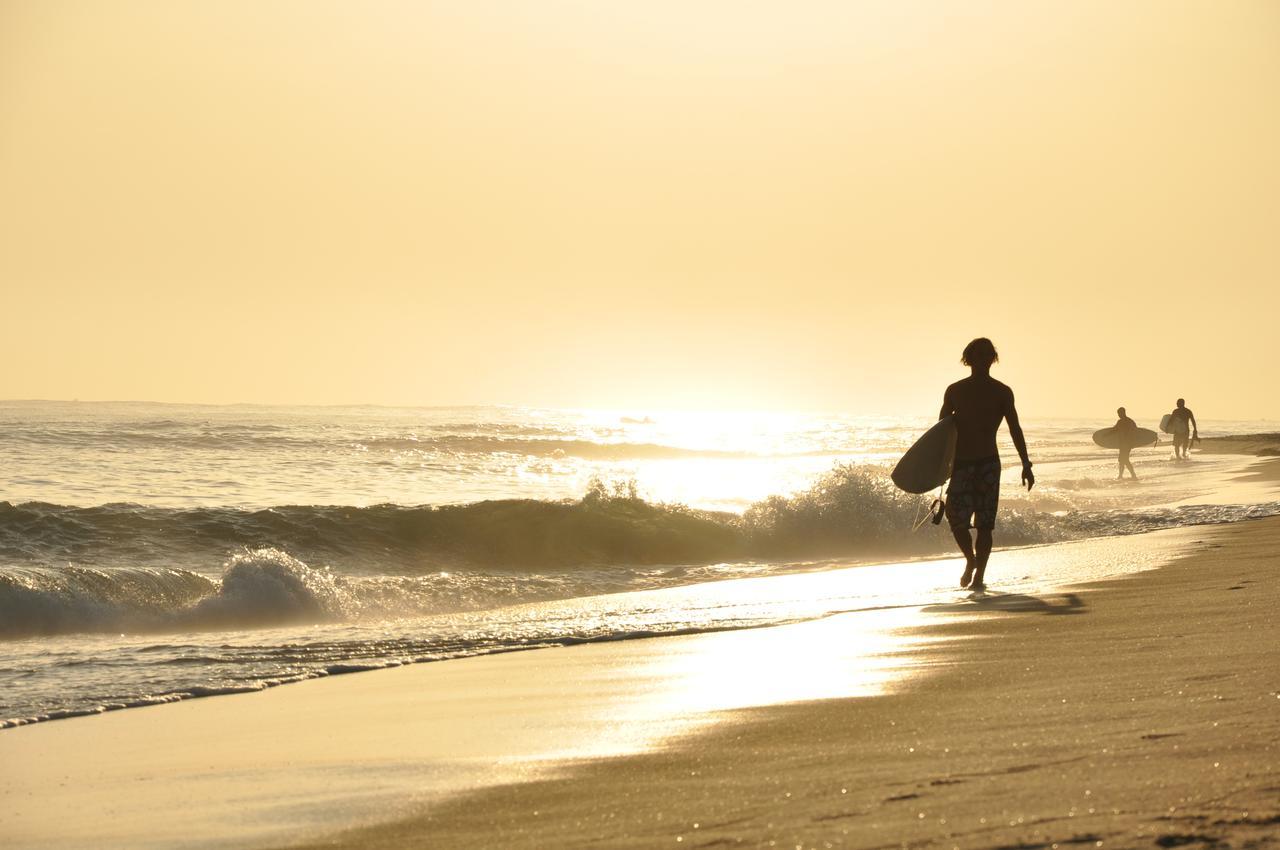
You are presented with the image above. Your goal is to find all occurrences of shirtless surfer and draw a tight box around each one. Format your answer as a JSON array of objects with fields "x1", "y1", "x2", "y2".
[
  {"x1": 1168, "y1": 398, "x2": 1199, "y2": 460},
  {"x1": 938, "y1": 338, "x2": 1034, "y2": 591},
  {"x1": 1114, "y1": 406, "x2": 1139, "y2": 480}
]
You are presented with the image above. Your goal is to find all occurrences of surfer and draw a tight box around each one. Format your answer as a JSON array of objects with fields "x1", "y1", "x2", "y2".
[
  {"x1": 938, "y1": 338, "x2": 1033, "y2": 591},
  {"x1": 1168, "y1": 398, "x2": 1199, "y2": 460},
  {"x1": 1114, "y1": 406, "x2": 1138, "y2": 480}
]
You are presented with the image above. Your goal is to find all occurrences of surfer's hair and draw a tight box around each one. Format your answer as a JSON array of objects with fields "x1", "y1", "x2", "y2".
[{"x1": 961, "y1": 338, "x2": 998, "y2": 368}]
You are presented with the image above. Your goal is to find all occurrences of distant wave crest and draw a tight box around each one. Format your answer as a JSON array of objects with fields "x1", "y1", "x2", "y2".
[{"x1": 4, "y1": 425, "x2": 785, "y2": 460}]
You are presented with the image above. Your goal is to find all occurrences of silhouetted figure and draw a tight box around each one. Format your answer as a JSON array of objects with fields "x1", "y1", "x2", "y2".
[
  {"x1": 938, "y1": 338, "x2": 1034, "y2": 592},
  {"x1": 1168, "y1": 398, "x2": 1199, "y2": 460},
  {"x1": 1114, "y1": 406, "x2": 1138, "y2": 480}
]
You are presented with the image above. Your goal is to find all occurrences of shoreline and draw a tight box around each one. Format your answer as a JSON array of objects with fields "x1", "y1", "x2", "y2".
[
  {"x1": 5, "y1": 504, "x2": 1260, "y2": 733},
  {"x1": 2, "y1": 517, "x2": 1276, "y2": 848},
  {"x1": 291, "y1": 515, "x2": 1280, "y2": 850}
]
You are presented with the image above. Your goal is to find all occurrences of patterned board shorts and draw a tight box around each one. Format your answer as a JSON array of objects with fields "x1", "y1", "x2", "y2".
[{"x1": 946, "y1": 456, "x2": 1001, "y2": 531}]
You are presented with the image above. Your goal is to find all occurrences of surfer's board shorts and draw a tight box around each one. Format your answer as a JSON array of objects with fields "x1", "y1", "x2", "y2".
[{"x1": 945, "y1": 456, "x2": 1001, "y2": 531}]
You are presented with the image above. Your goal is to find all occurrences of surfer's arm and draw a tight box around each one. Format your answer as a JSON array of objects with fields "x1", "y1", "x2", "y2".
[
  {"x1": 938, "y1": 388, "x2": 954, "y2": 421},
  {"x1": 1189, "y1": 410, "x2": 1199, "y2": 437},
  {"x1": 1005, "y1": 394, "x2": 1034, "y2": 490}
]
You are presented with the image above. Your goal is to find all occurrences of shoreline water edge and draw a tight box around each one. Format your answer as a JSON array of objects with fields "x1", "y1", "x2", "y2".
[
  {"x1": 2, "y1": 515, "x2": 1276, "y2": 849},
  {"x1": 2, "y1": 404, "x2": 1277, "y2": 731}
]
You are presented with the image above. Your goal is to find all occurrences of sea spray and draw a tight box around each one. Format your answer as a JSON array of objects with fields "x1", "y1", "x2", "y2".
[{"x1": 185, "y1": 549, "x2": 349, "y2": 628}]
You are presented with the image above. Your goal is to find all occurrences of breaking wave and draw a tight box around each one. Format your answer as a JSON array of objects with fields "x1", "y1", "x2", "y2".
[
  {"x1": 3, "y1": 465, "x2": 1275, "y2": 641},
  {"x1": 7, "y1": 461, "x2": 1272, "y2": 575},
  {"x1": 0, "y1": 551, "x2": 342, "y2": 638},
  {"x1": 0, "y1": 548, "x2": 715, "y2": 640},
  {"x1": 0, "y1": 492, "x2": 742, "y2": 572},
  {"x1": 0, "y1": 467, "x2": 1029, "y2": 573},
  {"x1": 2, "y1": 544, "x2": 809, "y2": 641},
  {"x1": 0, "y1": 565, "x2": 215, "y2": 638}
]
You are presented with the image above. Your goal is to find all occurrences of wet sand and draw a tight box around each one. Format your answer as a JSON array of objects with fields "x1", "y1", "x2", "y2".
[
  {"x1": 291, "y1": 517, "x2": 1280, "y2": 850},
  {"x1": 1198, "y1": 432, "x2": 1280, "y2": 457},
  {"x1": 1198, "y1": 433, "x2": 1280, "y2": 487},
  {"x1": 1233, "y1": 457, "x2": 1280, "y2": 485}
]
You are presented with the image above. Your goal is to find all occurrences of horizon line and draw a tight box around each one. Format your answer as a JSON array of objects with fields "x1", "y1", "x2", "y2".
[{"x1": 1, "y1": 398, "x2": 1276, "y2": 424}]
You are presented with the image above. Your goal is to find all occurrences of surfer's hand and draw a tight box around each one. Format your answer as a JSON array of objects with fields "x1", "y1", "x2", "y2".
[{"x1": 1021, "y1": 462, "x2": 1035, "y2": 491}]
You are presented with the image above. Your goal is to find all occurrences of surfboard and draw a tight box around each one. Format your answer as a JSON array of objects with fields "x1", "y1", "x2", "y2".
[
  {"x1": 1164, "y1": 412, "x2": 1190, "y2": 436},
  {"x1": 1092, "y1": 426, "x2": 1158, "y2": 450},
  {"x1": 892, "y1": 417, "x2": 958, "y2": 494}
]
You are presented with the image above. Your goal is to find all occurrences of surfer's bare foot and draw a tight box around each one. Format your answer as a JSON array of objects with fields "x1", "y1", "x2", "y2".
[
  {"x1": 960, "y1": 561, "x2": 975, "y2": 588},
  {"x1": 970, "y1": 581, "x2": 986, "y2": 593}
]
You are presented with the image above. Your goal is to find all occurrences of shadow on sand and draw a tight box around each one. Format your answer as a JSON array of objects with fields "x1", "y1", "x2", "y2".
[{"x1": 923, "y1": 591, "x2": 1087, "y2": 616}]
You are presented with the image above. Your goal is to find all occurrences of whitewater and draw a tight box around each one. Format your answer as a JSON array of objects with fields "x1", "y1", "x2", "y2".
[{"x1": 2, "y1": 401, "x2": 1277, "y2": 728}]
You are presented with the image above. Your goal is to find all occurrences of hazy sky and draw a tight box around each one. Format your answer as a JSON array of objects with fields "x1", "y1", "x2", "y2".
[{"x1": 2, "y1": 1, "x2": 1277, "y2": 419}]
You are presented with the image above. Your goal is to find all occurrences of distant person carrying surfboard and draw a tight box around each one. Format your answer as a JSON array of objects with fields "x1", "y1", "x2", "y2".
[
  {"x1": 1166, "y1": 398, "x2": 1199, "y2": 460},
  {"x1": 1113, "y1": 407, "x2": 1139, "y2": 480},
  {"x1": 937, "y1": 338, "x2": 1034, "y2": 592}
]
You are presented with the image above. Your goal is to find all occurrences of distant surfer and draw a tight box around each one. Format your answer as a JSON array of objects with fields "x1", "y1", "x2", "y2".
[
  {"x1": 938, "y1": 338, "x2": 1034, "y2": 592},
  {"x1": 1113, "y1": 406, "x2": 1138, "y2": 480},
  {"x1": 1168, "y1": 398, "x2": 1199, "y2": 460}
]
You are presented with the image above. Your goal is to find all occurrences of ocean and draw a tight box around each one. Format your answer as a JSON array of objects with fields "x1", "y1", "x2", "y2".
[{"x1": 2, "y1": 401, "x2": 1276, "y2": 728}]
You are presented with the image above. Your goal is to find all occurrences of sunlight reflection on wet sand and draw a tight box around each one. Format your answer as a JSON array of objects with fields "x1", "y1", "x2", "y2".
[{"x1": 512, "y1": 606, "x2": 947, "y2": 764}]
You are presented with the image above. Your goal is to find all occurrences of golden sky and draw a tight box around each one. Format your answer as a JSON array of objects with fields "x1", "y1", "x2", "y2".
[{"x1": 2, "y1": 1, "x2": 1277, "y2": 419}]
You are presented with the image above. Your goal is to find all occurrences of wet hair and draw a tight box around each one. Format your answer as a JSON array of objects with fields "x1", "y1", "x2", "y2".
[
  {"x1": 1176, "y1": 398, "x2": 1185, "y2": 406},
  {"x1": 961, "y1": 338, "x2": 999, "y2": 369}
]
